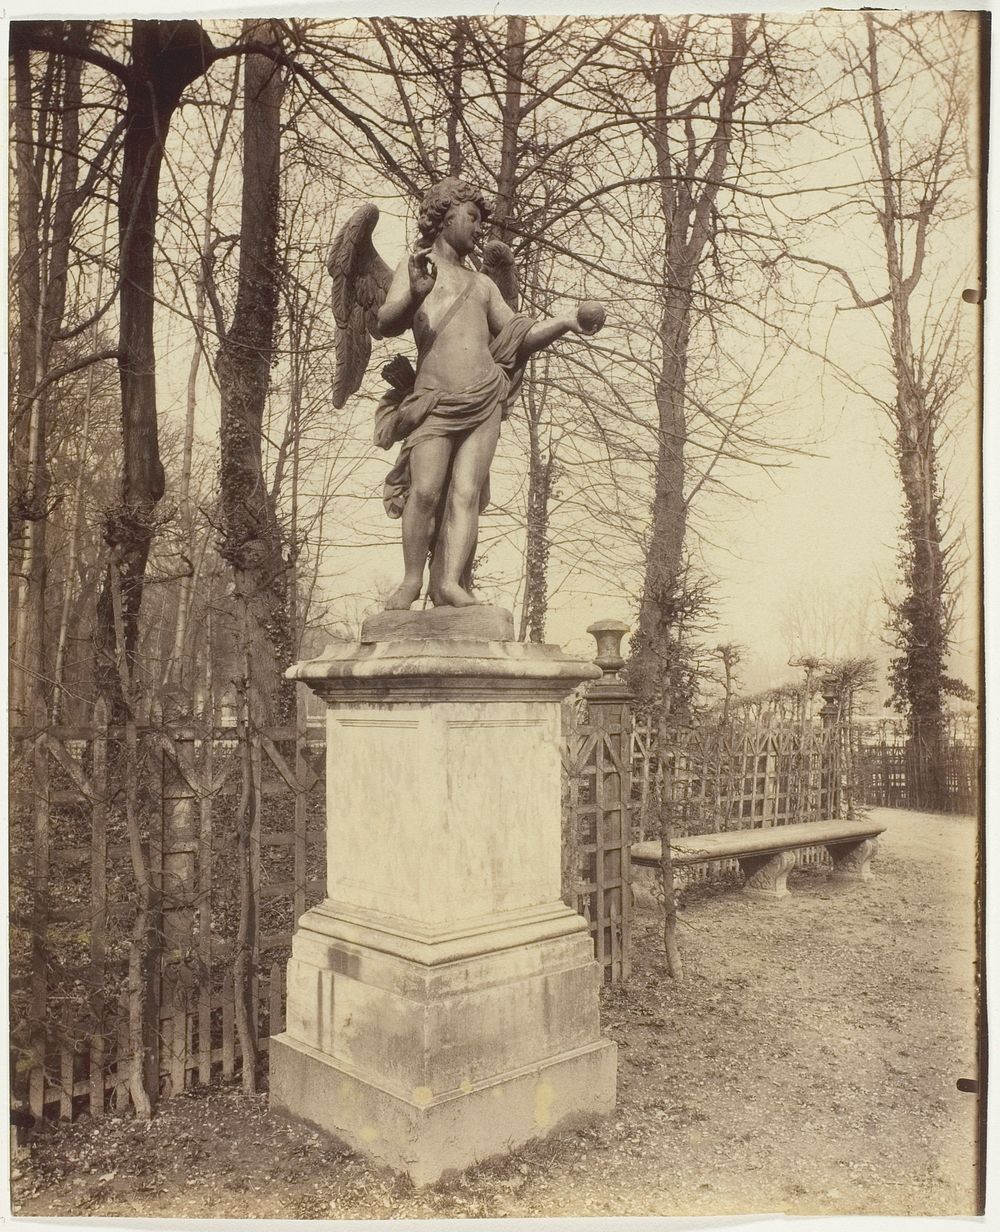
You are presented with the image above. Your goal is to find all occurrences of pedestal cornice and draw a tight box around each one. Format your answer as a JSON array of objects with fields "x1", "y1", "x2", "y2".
[{"x1": 287, "y1": 636, "x2": 601, "y2": 703}]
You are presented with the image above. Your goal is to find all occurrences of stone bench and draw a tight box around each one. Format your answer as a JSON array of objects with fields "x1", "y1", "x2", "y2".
[{"x1": 631, "y1": 819, "x2": 886, "y2": 901}]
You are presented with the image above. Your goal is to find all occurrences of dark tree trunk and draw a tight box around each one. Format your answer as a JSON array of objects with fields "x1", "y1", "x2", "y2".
[
  {"x1": 891, "y1": 415, "x2": 947, "y2": 718},
  {"x1": 889, "y1": 401, "x2": 948, "y2": 801},
  {"x1": 863, "y1": 14, "x2": 951, "y2": 801},
  {"x1": 10, "y1": 47, "x2": 46, "y2": 721},
  {"x1": 216, "y1": 22, "x2": 291, "y2": 728},
  {"x1": 10, "y1": 48, "x2": 82, "y2": 720},
  {"x1": 215, "y1": 25, "x2": 288, "y2": 1093},
  {"x1": 519, "y1": 369, "x2": 553, "y2": 643},
  {"x1": 493, "y1": 15, "x2": 525, "y2": 244},
  {"x1": 93, "y1": 20, "x2": 217, "y2": 715},
  {"x1": 634, "y1": 293, "x2": 691, "y2": 698},
  {"x1": 633, "y1": 16, "x2": 747, "y2": 707},
  {"x1": 446, "y1": 18, "x2": 466, "y2": 176}
]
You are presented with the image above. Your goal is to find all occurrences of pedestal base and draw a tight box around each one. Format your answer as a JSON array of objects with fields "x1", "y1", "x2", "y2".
[
  {"x1": 270, "y1": 898, "x2": 616, "y2": 1185},
  {"x1": 270, "y1": 1033, "x2": 616, "y2": 1187}
]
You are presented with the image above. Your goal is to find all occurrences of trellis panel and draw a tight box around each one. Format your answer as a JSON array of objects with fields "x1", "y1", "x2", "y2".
[{"x1": 9, "y1": 693, "x2": 325, "y2": 1127}]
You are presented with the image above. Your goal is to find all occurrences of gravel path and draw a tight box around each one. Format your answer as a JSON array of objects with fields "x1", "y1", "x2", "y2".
[{"x1": 10, "y1": 807, "x2": 981, "y2": 1220}]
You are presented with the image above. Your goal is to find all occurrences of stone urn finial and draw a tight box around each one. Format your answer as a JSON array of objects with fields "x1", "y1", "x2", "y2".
[
  {"x1": 586, "y1": 620, "x2": 630, "y2": 681},
  {"x1": 819, "y1": 673, "x2": 840, "y2": 727}
]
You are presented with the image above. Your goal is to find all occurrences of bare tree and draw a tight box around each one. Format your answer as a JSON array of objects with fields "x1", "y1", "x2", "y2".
[
  {"x1": 9, "y1": 41, "x2": 102, "y2": 719},
  {"x1": 215, "y1": 21, "x2": 292, "y2": 731},
  {"x1": 12, "y1": 18, "x2": 418, "y2": 715},
  {"x1": 627, "y1": 16, "x2": 755, "y2": 701},
  {"x1": 791, "y1": 12, "x2": 979, "y2": 795},
  {"x1": 713, "y1": 642, "x2": 744, "y2": 726}
]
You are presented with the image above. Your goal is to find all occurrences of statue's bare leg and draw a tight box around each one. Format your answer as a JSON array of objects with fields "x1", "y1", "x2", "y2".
[
  {"x1": 428, "y1": 529, "x2": 478, "y2": 601},
  {"x1": 385, "y1": 436, "x2": 452, "y2": 610},
  {"x1": 430, "y1": 413, "x2": 500, "y2": 608}
]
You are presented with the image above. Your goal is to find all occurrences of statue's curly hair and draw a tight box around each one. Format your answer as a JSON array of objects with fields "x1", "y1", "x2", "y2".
[{"x1": 416, "y1": 177, "x2": 491, "y2": 249}]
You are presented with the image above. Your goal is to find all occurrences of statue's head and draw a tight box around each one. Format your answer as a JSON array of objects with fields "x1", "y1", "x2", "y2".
[{"x1": 417, "y1": 177, "x2": 492, "y2": 249}]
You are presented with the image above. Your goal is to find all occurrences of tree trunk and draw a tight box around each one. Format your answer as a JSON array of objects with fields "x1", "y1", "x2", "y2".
[
  {"x1": 10, "y1": 49, "x2": 82, "y2": 720},
  {"x1": 94, "y1": 20, "x2": 218, "y2": 715},
  {"x1": 656, "y1": 708, "x2": 683, "y2": 979},
  {"x1": 519, "y1": 359, "x2": 553, "y2": 643},
  {"x1": 216, "y1": 22, "x2": 292, "y2": 728},
  {"x1": 493, "y1": 15, "x2": 526, "y2": 244},
  {"x1": 634, "y1": 293, "x2": 691, "y2": 696},
  {"x1": 108, "y1": 570, "x2": 159, "y2": 1117},
  {"x1": 633, "y1": 16, "x2": 747, "y2": 707},
  {"x1": 10, "y1": 47, "x2": 45, "y2": 722},
  {"x1": 215, "y1": 21, "x2": 288, "y2": 1093},
  {"x1": 9, "y1": 47, "x2": 49, "y2": 548},
  {"x1": 892, "y1": 414, "x2": 948, "y2": 802},
  {"x1": 863, "y1": 14, "x2": 950, "y2": 801},
  {"x1": 446, "y1": 18, "x2": 466, "y2": 176}
]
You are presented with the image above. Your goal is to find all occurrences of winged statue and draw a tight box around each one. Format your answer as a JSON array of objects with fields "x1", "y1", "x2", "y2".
[
  {"x1": 327, "y1": 201, "x2": 520, "y2": 410},
  {"x1": 325, "y1": 178, "x2": 605, "y2": 611}
]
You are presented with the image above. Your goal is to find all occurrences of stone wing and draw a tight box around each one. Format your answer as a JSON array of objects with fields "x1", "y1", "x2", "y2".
[
  {"x1": 327, "y1": 203, "x2": 393, "y2": 408},
  {"x1": 482, "y1": 239, "x2": 520, "y2": 310}
]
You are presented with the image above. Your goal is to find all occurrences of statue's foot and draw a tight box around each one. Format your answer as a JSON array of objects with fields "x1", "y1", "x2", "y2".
[
  {"x1": 384, "y1": 579, "x2": 423, "y2": 610},
  {"x1": 430, "y1": 581, "x2": 478, "y2": 608}
]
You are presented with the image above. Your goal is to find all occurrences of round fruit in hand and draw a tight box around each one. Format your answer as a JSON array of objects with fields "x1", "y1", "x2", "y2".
[{"x1": 576, "y1": 300, "x2": 606, "y2": 334}]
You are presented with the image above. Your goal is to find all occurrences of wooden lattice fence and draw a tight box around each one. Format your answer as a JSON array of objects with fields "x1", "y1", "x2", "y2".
[
  {"x1": 13, "y1": 669, "x2": 899, "y2": 1125},
  {"x1": 561, "y1": 680, "x2": 631, "y2": 984},
  {"x1": 8, "y1": 697, "x2": 326, "y2": 1124},
  {"x1": 632, "y1": 717, "x2": 848, "y2": 836},
  {"x1": 628, "y1": 714, "x2": 853, "y2": 884},
  {"x1": 854, "y1": 717, "x2": 979, "y2": 814}
]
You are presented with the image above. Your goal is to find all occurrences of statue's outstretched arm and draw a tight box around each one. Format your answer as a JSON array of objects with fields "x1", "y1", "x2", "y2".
[{"x1": 485, "y1": 278, "x2": 604, "y2": 357}]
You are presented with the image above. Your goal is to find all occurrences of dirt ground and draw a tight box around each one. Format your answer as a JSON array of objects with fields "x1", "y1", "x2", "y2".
[{"x1": 9, "y1": 807, "x2": 982, "y2": 1220}]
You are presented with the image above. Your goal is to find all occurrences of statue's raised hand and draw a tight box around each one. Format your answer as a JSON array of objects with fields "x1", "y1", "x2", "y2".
[{"x1": 408, "y1": 250, "x2": 437, "y2": 301}]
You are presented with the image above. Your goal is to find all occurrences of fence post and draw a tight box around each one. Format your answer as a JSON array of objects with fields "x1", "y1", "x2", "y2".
[
  {"x1": 294, "y1": 687, "x2": 308, "y2": 923},
  {"x1": 89, "y1": 698, "x2": 109, "y2": 1118},
  {"x1": 819, "y1": 676, "x2": 841, "y2": 818},
  {"x1": 583, "y1": 620, "x2": 633, "y2": 983},
  {"x1": 29, "y1": 697, "x2": 50, "y2": 1120},
  {"x1": 197, "y1": 713, "x2": 214, "y2": 1087},
  {"x1": 161, "y1": 721, "x2": 198, "y2": 1096}
]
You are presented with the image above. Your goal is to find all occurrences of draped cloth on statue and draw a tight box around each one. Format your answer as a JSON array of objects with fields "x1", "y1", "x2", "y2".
[{"x1": 375, "y1": 313, "x2": 536, "y2": 519}]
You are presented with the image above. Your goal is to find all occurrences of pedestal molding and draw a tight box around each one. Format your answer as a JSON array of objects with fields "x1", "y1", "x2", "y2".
[
  {"x1": 295, "y1": 898, "x2": 589, "y2": 968},
  {"x1": 286, "y1": 637, "x2": 601, "y2": 705}
]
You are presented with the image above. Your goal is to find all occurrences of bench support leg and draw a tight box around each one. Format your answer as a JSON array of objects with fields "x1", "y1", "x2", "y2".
[
  {"x1": 826, "y1": 837, "x2": 878, "y2": 882},
  {"x1": 739, "y1": 849, "x2": 796, "y2": 899}
]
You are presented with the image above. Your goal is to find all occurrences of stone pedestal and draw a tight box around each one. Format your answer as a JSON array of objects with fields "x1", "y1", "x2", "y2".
[{"x1": 269, "y1": 607, "x2": 617, "y2": 1185}]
